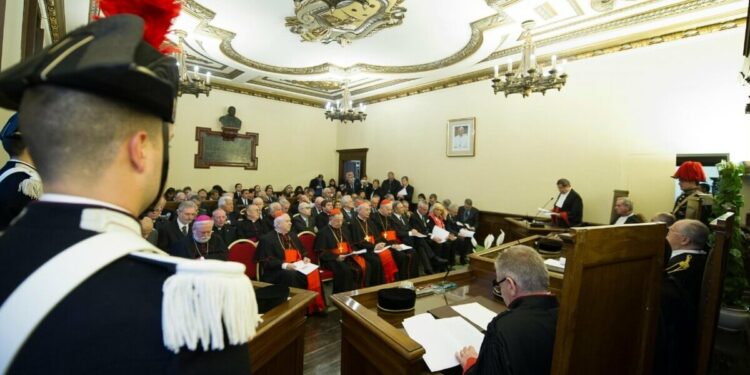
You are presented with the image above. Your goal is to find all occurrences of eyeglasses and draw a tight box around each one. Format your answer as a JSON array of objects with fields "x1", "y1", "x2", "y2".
[{"x1": 492, "y1": 277, "x2": 510, "y2": 287}]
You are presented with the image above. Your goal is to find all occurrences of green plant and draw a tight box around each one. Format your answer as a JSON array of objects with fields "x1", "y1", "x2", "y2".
[{"x1": 711, "y1": 160, "x2": 748, "y2": 307}]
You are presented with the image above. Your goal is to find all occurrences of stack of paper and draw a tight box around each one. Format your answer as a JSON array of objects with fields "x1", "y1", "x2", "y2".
[
  {"x1": 403, "y1": 314, "x2": 485, "y2": 372},
  {"x1": 451, "y1": 303, "x2": 497, "y2": 331},
  {"x1": 393, "y1": 244, "x2": 413, "y2": 251},
  {"x1": 544, "y1": 257, "x2": 566, "y2": 273},
  {"x1": 431, "y1": 226, "x2": 450, "y2": 242},
  {"x1": 458, "y1": 228, "x2": 475, "y2": 238},
  {"x1": 342, "y1": 249, "x2": 367, "y2": 258},
  {"x1": 374, "y1": 246, "x2": 391, "y2": 254},
  {"x1": 290, "y1": 261, "x2": 319, "y2": 275},
  {"x1": 410, "y1": 232, "x2": 427, "y2": 238}
]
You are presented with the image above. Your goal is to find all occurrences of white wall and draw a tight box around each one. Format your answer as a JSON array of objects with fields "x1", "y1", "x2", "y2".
[
  {"x1": 167, "y1": 89, "x2": 338, "y2": 192},
  {"x1": 337, "y1": 28, "x2": 750, "y2": 224}
]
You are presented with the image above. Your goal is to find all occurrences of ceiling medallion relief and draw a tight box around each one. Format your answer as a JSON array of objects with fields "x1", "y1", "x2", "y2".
[{"x1": 286, "y1": 0, "x2": 407, "y2": 46}]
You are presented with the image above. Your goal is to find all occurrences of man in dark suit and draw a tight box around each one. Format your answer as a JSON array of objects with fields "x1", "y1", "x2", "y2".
[
  {"x1": 611, "y1": 197, "x2": 644, "y2": 225},
  {"x1": 551, "y1": 178, "x2": 583, "y2": 227},
  {"x1": 232, "y1": 183, "x2": 243, "y2": 202},
  {"x1": 309, "y1": 174, "x2": 325, "y2": 196},
  {"x1": 236, "y1": 189, "x2": 253, "y2": 209},
  {"x1": 656, "y1": 219, "x2": 709, "y2": 375},
  {"x1": 218, "y1": 196, "x2": 239, "y2": 224},
  {"x1": 170, "y1": 215, "x2": 229, "y2": 261},
  {"x1": 212, "y1": 208, "x2": 238, "y2": 246},
  {"x1": 157, "y1": 201, "x2": 197, "y2": 251},
  {"x1": 457, "y1": 198, "x2": 480, "y2": 230},
  {"x1": 292, "y1": 202, "x2": 316, "y2": 233},
  {"x1": 342, "y1": 171, "x2": 361, "y2": 195},
  {"x1": 409, "y1": 201, "x2": 448, "y2": 273},
  {"x1": 0, "y1": 12, "x2": 255, "y2": 373},
  {"x1": 380, "y1": 171, "x2": 400, "y2": 197},
  {"x1": 315, "y1": 199, "x2": 333, "y2": 232},
  {"x1": 396, "y1": 176, "x2": 415, "y2": 204}
]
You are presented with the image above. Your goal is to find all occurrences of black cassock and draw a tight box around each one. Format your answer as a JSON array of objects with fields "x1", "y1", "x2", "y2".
[
  {"x1": 236, "y1": 218, "x2": 266, "y2": 242},
  {"x1": 348, "y1": 217, "x2": 386, "y2": 286},
  {"x1": 254, "y1": 231, "x2": 307, "y2": 289},
  {"x1": 370, "y1": 212, "x2": 418, "y2": 280},
  {"x1": 314, "y1": 225, "x2": 367, "y2": 293},
  {"x1": 169, "y1": 235, "x2": 229, "y2": 261}
]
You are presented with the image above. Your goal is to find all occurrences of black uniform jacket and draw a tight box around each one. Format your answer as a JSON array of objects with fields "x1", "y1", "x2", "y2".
[{"x1": 0, "y1": 201, "x2": 250, "y2": 374}]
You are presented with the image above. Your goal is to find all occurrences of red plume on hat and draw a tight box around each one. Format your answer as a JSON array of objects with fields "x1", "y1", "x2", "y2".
[
  {"x1": 672, "y1": 161, "x2": 706, "y2": 182},
  {"x1": 98, "y1": 0, "x2": 181, "y2": 53}
]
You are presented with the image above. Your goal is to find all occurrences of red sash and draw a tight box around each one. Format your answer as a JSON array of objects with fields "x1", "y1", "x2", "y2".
[
  {"x1": 364, "y1": 234, "x2": 397, "y2": 283},
  {"x1": 551, "y1": 206, "x2": 569, "y2": 226},
  {"x1": 382, "y1": 230, "x2": 397, "y2": 242},
  {"x1": 284, "y1": 249, "x2": 325, "y2": 314}
]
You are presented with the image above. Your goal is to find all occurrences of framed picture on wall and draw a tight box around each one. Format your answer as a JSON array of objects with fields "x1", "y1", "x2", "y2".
[{"x1": 446, "y1": 117, "x2": 476, "y2": 157}]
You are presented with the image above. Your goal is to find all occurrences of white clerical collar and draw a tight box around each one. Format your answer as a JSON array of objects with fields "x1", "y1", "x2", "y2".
[
  {"x1": 40, "y1": 193, "x2": 139, "y2": 235},
  {"x1": 670, "y1": 249, "x2": 706, "y2": 259}
]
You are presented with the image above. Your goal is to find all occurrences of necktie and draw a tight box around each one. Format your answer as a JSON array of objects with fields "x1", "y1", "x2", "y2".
[{"x1": 181, "y1": 225, "x2": 187, "y2": 236}]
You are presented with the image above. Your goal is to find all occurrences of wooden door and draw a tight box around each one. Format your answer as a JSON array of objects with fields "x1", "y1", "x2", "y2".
[{"x1": 337, "y1": 148, "x2": 368, "y2": 185}]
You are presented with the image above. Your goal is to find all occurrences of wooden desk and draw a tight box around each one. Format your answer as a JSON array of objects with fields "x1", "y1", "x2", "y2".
[
  {"x1": 332, "y1": 270, "x2": 507, "y2": 375},
  {"x1": 250, "y1": 282, "x2": 316, "y2": 375},
  {"x1": 504, "y1": 217, "x2": 568, "y2": 241}
]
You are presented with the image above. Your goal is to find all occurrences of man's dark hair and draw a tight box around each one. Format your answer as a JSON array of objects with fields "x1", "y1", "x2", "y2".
[{"x1": 556, "y1": 178, "x2": 571, "y2": 187}]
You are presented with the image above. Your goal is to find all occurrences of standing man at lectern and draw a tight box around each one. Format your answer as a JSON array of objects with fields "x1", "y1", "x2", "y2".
[
  {"x1": 551, "y1": 178, "x2": 583, "y2": 227},
  {"x1": 456, "y1": 245, "x2": 559, "y2": 374}
]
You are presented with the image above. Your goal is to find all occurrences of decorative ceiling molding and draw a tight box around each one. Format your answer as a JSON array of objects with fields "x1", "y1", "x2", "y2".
[
  {"x1": 285, "y1": 0, "x2": 407, "y2": 46},
  {"x1": 361, "y1": 16, "x2": 746, "y2": 104},
  {"x1": 212, "y1": 82, "x2": 322, "y2": 108},
  {"x1": 43, "y1": 0, "x2": 66, "y2": 43},
  {"x1": 483, "y1": 0, "x2": 741, "y2": 63},
  {"x1": 181, "y1": 0, "x2": 508, "y2": 75}
]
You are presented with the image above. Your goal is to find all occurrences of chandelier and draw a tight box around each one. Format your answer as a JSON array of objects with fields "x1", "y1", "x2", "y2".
[
  {"x1": 173, "y1": 30, "x2": 211, "y2": 98},
  {"x1": 324, "y1": 81, "x2": 367, "y2": 123},
  {"x1": 491, "y1": 20, "x2": 568, "y2": 98}
]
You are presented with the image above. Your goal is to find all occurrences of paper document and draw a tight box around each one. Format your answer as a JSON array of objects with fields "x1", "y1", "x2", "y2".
[
  {"x1": 343, "y1": 249, "x2": 368, "y2": 257},
  {"x1": 458, "y1": 228, "x2": 475, "y2": 238},
  {"x1": 374, "y1": 246, "x2": 391, "y2": 254},
  {"x1": 291, "y1": 261, "x2": 319, "y2": 275},
  {"x1": 456, "y1": 221, "x2": 465, "y2": 227},
  {"x1": 537, "y1": 208, "x2": 552, "y2": 218},
  {"x1": 393, "y1": 244, "x2": 413, "y2": 251},
  {"x1": 451, "y1": 303, "x2": 497, "y2": 331},
  {"x1": 397, "y1": 187, "x2": 407, "y2": 197},
  {"x1": 403, "y1": 314, "x2": 485, "y2": 372},
  {"x1": 410, "y1": 232, "x2": 427, "y2": 238},
  {"x1": 431, "y1": 226, "x2": 450, "y2": 242},
  {"x1": 544, "y1": 257, "x2": 566, "y2": 273}
]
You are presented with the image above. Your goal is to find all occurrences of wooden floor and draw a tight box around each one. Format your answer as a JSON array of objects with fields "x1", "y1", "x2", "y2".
[{"x1": 303, "y1": 307, "x2": 342, "y2": 375}]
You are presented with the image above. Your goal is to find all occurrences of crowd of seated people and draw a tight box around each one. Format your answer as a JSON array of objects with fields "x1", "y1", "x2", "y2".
[{"x1": 139, "y1": 172, "x2": 480, "y2": 295}]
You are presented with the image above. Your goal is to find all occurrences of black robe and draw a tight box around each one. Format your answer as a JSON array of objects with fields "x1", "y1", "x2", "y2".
[
  {"x1": 236, "y1": 218, "x2": 266, "y2": 241},
  {"x1": 672, "y1": 189, "x2": 711, "y2": 224},
  {"x1": 292, "y1": 214, "x2": 316, "y2": 234},
  {"x1": 465, "y1": 295, "x2": 559, "y2": 375},
  {"x1": 552, "y1": 189, "x2": 583, "y2": 227},
  {"x1": 314, "y1": 225, "x2": 367, "y2": 292},
  {"x1": 370, "y1": 211, "x2": 418, "y2": 280},
  {"x1": 169, "y1": 234, "x2": 229, "y2": 261},
  {"x1": 348, "y1": 216, "x2": 386, "y2": 285},
  {"x1": 0, "y1": 202, "x2": 250, "y2": 374},
  {"x1": 0, "y1": 159, "x2": 38, "y2": 230},
  {"x1": 213, "y1": 224, "x2": 238, "y2": 246},
  {"x1": 254, "y1": 231, "x2": 308, "y2": 289}
]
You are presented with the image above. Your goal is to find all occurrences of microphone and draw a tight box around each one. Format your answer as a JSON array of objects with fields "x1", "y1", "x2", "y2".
[{"x1": 531, "y1": 196, "x2": 555, "y2": 227}]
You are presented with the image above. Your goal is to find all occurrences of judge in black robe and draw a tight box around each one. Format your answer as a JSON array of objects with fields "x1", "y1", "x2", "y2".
[
  {"x1": 458, "y1": 246, "x2": 558, "y2": 375},
  {"x1": 254, "y1": 215, "x2": 308, "y2": 289},
  {"x1": 370, "y1": 201, "x2": 418, "y2": 280},
  {"x1": 551, "y1": 179, "x2": 583, "y2": 227},
  {"x1": 314, "y1": 212, "x2": 367, "y2": 292},
  {"x1": 348, "y1": 203, "x2": 386, "y2": 286}
]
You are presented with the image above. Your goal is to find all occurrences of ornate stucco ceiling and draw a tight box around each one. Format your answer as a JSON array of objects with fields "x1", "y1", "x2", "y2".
[{"x1": 53, "y1": 0, "x2": 748, "y2": 107}]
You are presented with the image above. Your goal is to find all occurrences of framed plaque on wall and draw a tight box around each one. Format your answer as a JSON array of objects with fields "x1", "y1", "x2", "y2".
[{"x1": 194, "y1": 127, "x2": 259, "y2": 170}]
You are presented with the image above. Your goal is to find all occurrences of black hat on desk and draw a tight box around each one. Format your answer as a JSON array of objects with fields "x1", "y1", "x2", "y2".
[
  {"x1": 255, "y1": 284, "x2": 290, "y2": 314},
  {"x1": 0, "y1": 14, "x2": 178, "y2": 123},
  {"x1": 377, "y1": 287, "x2": 416, "y2": 313},
  {"x1": 536, "y1": 237, "x2": 563, "y2": 254}
]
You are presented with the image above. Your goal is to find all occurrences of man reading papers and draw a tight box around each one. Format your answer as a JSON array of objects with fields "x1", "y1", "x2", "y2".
[{"x1": 457, "y1": 245, "x2": 559, "y2": 374}]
